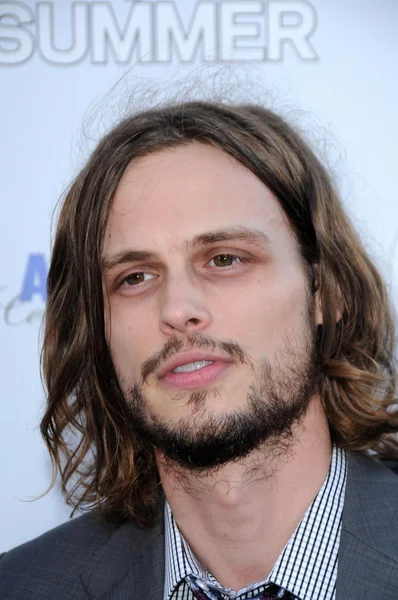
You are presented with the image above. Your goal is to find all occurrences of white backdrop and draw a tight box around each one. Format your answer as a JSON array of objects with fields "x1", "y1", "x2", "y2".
[{"x1": 1, "y1": 0, "x2": 397, "y2": 551}]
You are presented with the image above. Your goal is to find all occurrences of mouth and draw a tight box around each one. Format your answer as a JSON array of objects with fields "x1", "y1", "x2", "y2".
[{"x1": 159, "y1": 360, "x2": 232, "y2": 389}]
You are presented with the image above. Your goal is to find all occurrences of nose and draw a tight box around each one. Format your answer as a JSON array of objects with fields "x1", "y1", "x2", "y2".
[{"x1": 158, "y1": 272, "x2": 212, "y2": 336}]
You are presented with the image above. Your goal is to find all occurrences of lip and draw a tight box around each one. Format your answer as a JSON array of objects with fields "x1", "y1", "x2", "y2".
[
  {"x1": 157, "y1": 351, "x2": 233, "y2": 379},
  {"x1": 160, "y1": 360, "x2": 232, "y2": 389}
]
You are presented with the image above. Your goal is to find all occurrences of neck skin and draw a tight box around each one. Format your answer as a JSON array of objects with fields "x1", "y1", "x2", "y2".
[{"x1": 157, "y1": 396, "x2": 332, "y2": 592}]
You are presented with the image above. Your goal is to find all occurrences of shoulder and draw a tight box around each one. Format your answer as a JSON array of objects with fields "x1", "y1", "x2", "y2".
[
  {"x1": 347, "y1": 451, "x2": 398, "y2": 489},
  {"x1": 336, "y1": 452, "x2": 398, "y2": 595},
  {"x1": 344, "y1": 451, "x2": 398, "y2": 560},
  {"x1": 0, "y1": 511, "x2": 131, "y2": 599},
  {"x1": 1, "y1": 510, "x2": 120, "y2": 563}
]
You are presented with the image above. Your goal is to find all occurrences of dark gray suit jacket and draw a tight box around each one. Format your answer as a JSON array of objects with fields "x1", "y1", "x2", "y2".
[{"x1": 1, "y1": 452, "x2": 398, "y2": 599}]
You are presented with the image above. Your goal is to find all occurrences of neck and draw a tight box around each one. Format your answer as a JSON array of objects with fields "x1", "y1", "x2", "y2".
[{"x1": 157, "y1": 397, "x2": 332, "y2": 591}]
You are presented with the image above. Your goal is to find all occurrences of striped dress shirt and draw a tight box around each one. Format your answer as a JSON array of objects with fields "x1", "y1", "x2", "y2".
[{"x1": 164, "y1": 446, "x2": 347, "y2": 600}]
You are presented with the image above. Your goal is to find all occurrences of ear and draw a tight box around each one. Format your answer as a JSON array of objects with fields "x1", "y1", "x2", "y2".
[
  {"x1": 312, "y1": 264, "x2": 344, "y2": 326},
  {"x1": 334, "y1": 285, "x2": 344, "y2": 324},
  {"x1": 314, "y1": 287, "x2": 323, "y2": 326}
]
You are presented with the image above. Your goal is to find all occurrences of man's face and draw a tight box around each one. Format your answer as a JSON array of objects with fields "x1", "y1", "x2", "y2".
[{"x1": 102, "y1": 142, "x2": 323, "y2": 470}]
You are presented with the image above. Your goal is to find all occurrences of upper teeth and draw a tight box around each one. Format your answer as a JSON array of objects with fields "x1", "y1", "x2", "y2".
[{"x1": 172, "y1": 360, "x2": 214, "y2": 373}]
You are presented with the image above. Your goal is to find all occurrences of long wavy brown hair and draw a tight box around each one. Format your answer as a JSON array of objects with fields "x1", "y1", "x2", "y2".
[{"x1": 40, "y1": 101, "x2": 398, "y2": 528}]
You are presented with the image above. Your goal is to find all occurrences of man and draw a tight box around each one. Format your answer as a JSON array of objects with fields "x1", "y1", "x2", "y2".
[{"x1": 1, "y1": 101, "x2": 398, "y2": 599}]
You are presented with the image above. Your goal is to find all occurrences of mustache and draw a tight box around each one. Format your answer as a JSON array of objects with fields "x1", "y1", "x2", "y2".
[{"x1": 141, "y1": 331, "x2": 253, "y2": 385}]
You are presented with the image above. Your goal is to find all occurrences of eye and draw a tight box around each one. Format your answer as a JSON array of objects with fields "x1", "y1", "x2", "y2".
[
  {"x1": 121, "y1": 272, "x2": 156, "y2": 287},
  {"x1": 207, "y1": 253, "x2": 244, "y2": 268}
]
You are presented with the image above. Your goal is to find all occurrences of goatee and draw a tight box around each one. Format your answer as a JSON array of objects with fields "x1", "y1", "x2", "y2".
[{"x1": 122, "y1": 325, "x2": 321, "y2": 473}]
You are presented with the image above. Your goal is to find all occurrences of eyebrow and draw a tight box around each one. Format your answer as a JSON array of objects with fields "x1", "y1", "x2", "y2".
[{"x1": 101, "y1": 226, "x2": 272, "y2": 273}]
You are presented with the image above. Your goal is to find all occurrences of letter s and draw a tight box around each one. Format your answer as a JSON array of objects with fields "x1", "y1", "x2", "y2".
[{"x1": 0, "y1": 1, "x2": 35, "y2": 65}]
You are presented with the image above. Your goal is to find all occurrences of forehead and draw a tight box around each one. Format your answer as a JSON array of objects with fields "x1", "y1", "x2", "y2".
[{"x1": 104, "y1": 142, "x2": 293, "y2": 255}]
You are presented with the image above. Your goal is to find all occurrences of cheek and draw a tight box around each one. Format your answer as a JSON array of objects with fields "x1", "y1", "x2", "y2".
[
  {"x1": 225, "y1": 271, "x2": 308, "y2": 352},
  {"x1": 105, "y1": 298, "x2": 146, "y2": 378}
]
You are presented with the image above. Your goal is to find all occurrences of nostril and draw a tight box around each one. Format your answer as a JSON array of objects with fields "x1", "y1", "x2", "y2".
[{"x1": 186, "y1": 318, "x2": 200, "y2": 325}]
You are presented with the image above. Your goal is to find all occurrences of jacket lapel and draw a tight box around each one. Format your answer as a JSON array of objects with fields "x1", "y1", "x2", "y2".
[
  {"x1": 336, "y1": 452, "x2": 398, "y2": 599},
  {"x1": 80, "y1": 514, "x2": 165, "y2": 599}
]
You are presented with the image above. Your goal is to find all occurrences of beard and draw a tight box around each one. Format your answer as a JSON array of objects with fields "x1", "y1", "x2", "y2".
[{"x1": 120, "y1": 311, "x2": 321, "y2": 473}]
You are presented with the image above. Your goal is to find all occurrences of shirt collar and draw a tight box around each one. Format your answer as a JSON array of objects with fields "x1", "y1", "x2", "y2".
[{"x1": 164, "y1": 445, "x2": 347, "y2": 600}]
